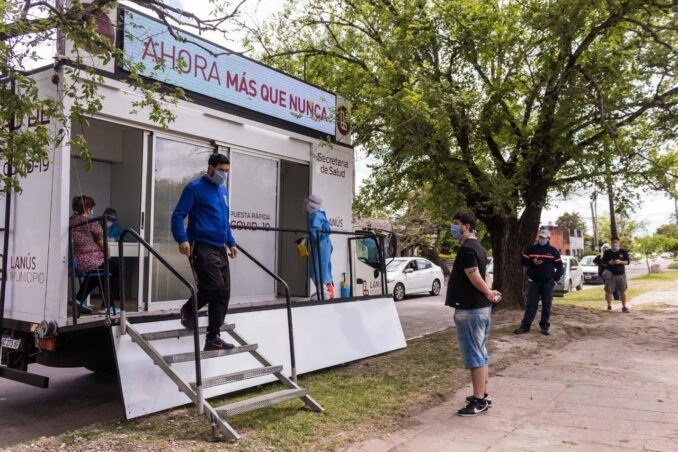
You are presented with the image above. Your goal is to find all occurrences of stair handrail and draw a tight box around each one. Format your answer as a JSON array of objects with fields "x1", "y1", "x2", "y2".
[
  {"x1": 117, "y1": 228, "x2": 204, "y2": 412},
  {"x1": 234, "y1": 244, "x2": 299, "y2": 382}
]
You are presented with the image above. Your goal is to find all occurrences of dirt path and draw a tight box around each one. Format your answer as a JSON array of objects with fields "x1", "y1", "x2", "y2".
[{"x1": 348, "y1": 282, "x2": 678, "y2": 451}]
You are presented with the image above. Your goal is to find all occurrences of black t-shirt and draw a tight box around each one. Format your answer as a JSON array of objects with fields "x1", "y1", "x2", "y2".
[
  {"x1": 602, "y1": 248, "x2": 630, "y2": 275},
  {"x1": 445, "y1": 239, "x2": 490, "y2": 310}
]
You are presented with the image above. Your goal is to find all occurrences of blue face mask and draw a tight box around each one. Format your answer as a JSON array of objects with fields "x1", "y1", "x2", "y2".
[
  {"x1": 450, "y1": 224, "x2": 463, "y2": 241},
  {"x1": 209, "y1": 170, "x2": 228, "y2": 185},
  {"x1": 538, "y1": 238, "x2": 548, "y2": 246}
]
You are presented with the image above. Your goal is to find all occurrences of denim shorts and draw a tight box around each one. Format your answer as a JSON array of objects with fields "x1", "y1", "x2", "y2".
[{"x1": 453, "y1": 306, "x2": 492, "y2": 369}]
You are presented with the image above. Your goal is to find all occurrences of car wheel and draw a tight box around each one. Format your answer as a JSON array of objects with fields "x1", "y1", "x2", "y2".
[
  {"x1": 430, "y1": 279, "x2": 441, "y2": 296},
  {"x1": 393, "y1": 283, "x2": 405, "y2": 301},
  {"x1": 568, "y1": 280, "x2": 573, "y2": 292},
  {"x1": 576, "y1": 279, "x2": 583, "y2": 291}
]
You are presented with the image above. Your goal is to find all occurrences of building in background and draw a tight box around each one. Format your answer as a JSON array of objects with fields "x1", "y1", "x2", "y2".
[{"x1": 539, "y1": 224, "x2": 585, "y2": 258}]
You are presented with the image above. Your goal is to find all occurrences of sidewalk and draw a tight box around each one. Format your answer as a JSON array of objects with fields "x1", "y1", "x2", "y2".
[{"x1": 348, "y1": 281, "x2": 678, "y2": 451}]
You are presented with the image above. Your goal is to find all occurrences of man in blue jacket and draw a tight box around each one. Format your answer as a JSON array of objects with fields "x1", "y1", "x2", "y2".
[
  {"x1": 172, "y1": 153, "x2": 238, "y2": 351},
  {"x1": 514, "y1": 228, "x2": 564, "y2": 336}
]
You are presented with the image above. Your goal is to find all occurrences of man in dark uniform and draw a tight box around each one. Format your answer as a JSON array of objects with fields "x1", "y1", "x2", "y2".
[
  {"x1": 171, "y1": 153, "x2": 238, "y2": 351},
  {"x1": 514, "y1": 228, "x2": 564, "y2": 336}
]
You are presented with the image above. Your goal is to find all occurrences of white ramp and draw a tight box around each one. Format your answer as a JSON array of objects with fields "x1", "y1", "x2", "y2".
[{"x1": 113, "y1": 297, "x2": 406, "y2": 418}]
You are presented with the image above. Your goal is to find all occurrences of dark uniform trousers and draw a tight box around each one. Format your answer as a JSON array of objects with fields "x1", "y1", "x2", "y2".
[{"x1": 181, "y1": 241, "x2": 231, "y2": 340}]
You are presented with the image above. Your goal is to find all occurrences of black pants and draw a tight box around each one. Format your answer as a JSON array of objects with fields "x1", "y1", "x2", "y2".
[
  {"x1": 182, "y1": 241, "x2": 231, "y2": 340},
  {"x1": 76, "y1": 259, "x2": 120, "y2": 304},
  {"x1": 520, "y1": 280, "x2": 555, "y2": 331}
]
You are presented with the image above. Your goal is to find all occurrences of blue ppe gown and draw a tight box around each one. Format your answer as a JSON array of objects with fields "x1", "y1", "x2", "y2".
[{"x1": 308, "y1": 210, "x2": 333, "y2": 287}]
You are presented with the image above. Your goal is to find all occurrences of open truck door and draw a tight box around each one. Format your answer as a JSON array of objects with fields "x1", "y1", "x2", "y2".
[{"x1": 349, "y1": 235, "x2": 389, "y2": 297}]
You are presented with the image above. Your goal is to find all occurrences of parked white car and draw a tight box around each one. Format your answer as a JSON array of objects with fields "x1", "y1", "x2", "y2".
[
  {"x1": 554, "y1": 255, "x2": 584, "y2": 296},
  {"x1": 486, "y1": 257, "x2": 494, "y2": 288},
  {"x1": 386, "y1": 257, "x2": 445, "y2": 301},
  {"x1": 580, "y1": 255, "x2": 603, "y2": 285}
]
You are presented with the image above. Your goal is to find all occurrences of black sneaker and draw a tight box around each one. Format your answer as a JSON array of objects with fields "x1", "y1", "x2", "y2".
[
  {"x1": 607, "y1": 305, "x2": 612, "y2": 311},
  {"x1": 204, "y1": 336, "x2": 235, "y2": 351},
  {"x1": 541, "y1": 329, "x2": 550, "y2": 336},
  {"x1": 180, "y1": 306, "x2": 194, "y2": 330},
  {"x1": 465, "y1": 393, "x2": 492, "y2": 407},
  {"x1": 622, "y1": 306, "x2": 629, "y2": 313},
  {"x1": 457, "y1": 398, "x2": 490, "y2": 416},
  {"x1": 514, "y1": 327, "x2": 530, "y2": 334}
]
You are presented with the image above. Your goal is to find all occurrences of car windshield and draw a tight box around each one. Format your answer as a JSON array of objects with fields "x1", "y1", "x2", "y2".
[
  {"x1": 580, "y1": 256, "x2": 595, "y2": 265},
  {"x1": 386, "y1": 259, "x2": 407, "y2": 271}
]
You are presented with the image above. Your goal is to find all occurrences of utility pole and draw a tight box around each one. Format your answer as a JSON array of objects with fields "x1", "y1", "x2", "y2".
[{"x1": 590, "y1": 192, "x2": 598, "y2": 251}]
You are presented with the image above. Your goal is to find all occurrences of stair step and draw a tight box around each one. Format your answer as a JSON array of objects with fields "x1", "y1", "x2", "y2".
[
  {"x1": 140, "y1": 323, "x2": 235, "y2": 341},
  {"x1": 164, "y1": 344, "x2": 257, "y2": 364},
  {"x1": 217, "y1": 388, "x2": 309, "y2": 417},
  {"x1": 190, "y1": 365, "x2": 283, "y2": 390}
]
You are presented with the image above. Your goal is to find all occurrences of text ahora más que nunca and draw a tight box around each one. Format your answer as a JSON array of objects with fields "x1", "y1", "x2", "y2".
[{"x1": 141, "y1": 37, "x2": 331, "y2": 123}]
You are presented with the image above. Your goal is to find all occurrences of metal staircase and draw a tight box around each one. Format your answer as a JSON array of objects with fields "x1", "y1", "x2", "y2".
[
  {"x1": 122, "y1": 319, "x2": 322, "y2": 441},
  {"x1": 116, "y1": 229, "x2": 322, "y2": 441}
]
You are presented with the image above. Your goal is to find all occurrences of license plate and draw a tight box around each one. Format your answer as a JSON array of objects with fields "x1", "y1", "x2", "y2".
[{"x1": 1, "y1": 337, "x2": 22, "y2": 350}]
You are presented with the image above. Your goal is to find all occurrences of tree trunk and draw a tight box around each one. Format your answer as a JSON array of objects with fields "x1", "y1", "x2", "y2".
[{"x1": 484, "y1": 209, "x2": 542, "y2": 309}]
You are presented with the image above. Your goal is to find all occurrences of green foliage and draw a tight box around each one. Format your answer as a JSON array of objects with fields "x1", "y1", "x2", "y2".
[
  {"x1": 595, "y1": 215, "x2": 644, "y2": 246},
  {"x1": 634, "y1": 234, "x2": 678, "y2": 256},
  {"x1": 253, "y1": 0, "x2": 678, "y2": 303},
  {"x1": 556, "y1": 212, "x2": 587, "y2": 234},
  {"x1": 1, "y1": 0, "x2": 244, "y2": 192},
  {"x1": 669, "y1": 262, "x2": 678, "y2": 269},
  {"x1": 656, "y1": 223, "x2": 678, "y2": 240}
]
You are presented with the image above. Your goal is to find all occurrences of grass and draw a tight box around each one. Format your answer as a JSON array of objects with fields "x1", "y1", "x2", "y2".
[
  {"x1": 560, "y1": 270, "x2": 678, "y2": 309},
  {"x1": 22, "y1": 329, "x2": 468, "y2": 451}
]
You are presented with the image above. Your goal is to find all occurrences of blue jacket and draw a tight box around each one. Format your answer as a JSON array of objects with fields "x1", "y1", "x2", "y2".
[
  {"x1": 171, "y1": 175, "x2": 236, "y2": 248},
  {"x1": 521, "y1": 243, "x2": 564, "y2": 282}
]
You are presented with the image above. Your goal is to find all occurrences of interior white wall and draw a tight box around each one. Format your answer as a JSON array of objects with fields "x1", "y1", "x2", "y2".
[
  {"x1": 71, "y1": 121, "x2": 124, "y2": 162},
  {"x1": 69, "y1": 159, "x2": 112, "y2": 214},
  {"x1": 111, "y1": 130, "x2": 144, "y2": 231}
]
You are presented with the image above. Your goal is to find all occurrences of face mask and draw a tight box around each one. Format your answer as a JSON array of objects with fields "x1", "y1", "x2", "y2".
[
  {"x1": 209, "y1": 170, "x2": 228, "y2": 185},
  {"x1": 611, "y1": 243, "x2": 620, "y2": 251},
  {"x1": 450, "y1": 224, "x2": 463, "y2": 241},
  {"x1": 88, "y1": 209, "x2": 94, "y2": 219},
  {"x1": 538, "y1": 238, "x2": 548, "y2": 246},
  {"x1": 106, "y1": 221, "x2": 114, "y2": 228}
]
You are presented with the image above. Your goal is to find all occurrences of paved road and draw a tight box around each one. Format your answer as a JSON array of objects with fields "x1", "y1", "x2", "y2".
[{"x1": 0, "y1": 365, "x2": 123, "y2": 447}]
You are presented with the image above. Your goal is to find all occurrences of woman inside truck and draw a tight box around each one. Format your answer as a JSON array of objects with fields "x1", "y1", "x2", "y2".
[{"x1": 70, "y1": 195, "x2": 120, "y2": 315}]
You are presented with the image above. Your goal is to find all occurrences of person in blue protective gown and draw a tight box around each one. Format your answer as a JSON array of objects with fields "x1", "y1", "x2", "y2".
[{"x1": 305, "y1": 194, "x2": 334, "y2": 299}]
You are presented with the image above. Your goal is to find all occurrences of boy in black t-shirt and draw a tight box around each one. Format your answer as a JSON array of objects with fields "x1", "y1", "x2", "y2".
[
  {"x1": 601, "y1": 236, "x2": 630, "y2": 312},
  {"x1": 445, "y1": 210, "x2": 502, "y2": 416}
]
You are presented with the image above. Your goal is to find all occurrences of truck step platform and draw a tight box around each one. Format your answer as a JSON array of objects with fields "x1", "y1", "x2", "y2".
[
  {"x1": 217, "y1": 388, "x2": 309, "y2": 417},
  {"x1": 163, "y1": 344, "x2": 258, "y2": 364},
  {"x1": 190, "y1": 365, "x2": 283, "y2": 390},
  {"x1": 141, "y1": 323, "x2": 235, "y2": 341}
]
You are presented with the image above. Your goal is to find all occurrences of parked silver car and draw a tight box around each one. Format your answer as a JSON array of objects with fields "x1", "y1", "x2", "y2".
[{"x1": 554, "y1": 255, "x2": 584, "y2": 296}]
